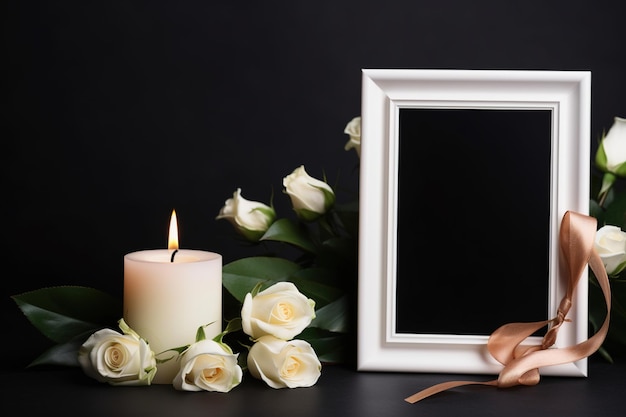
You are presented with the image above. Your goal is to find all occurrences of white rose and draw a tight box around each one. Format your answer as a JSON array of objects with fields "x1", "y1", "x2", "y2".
[
  {"x1": 283, "y1": 165, "x2": 335, "y2": 222},
  {"x1": 247, "y1": 335, "x2": 322, "y2": 389},
  {"x1": 216, "y1": 188, "x2": 276, "y2": 242},
  {"x1": 77, "y1": 319, "x2": 156, "y2": 386},
  {"x1": 343, "y1": 116, "x2": 361, "y2": 156},
  {"x1": 241, "y1": 282, "x2": 316, "y2": 340},
  {"x1": 595, "y1": 225, "x2": 626, "y2": 276},
  {"x1": 596, "y1": 116, "x2": 626, "y2": 177},
  {"x1": 173, "y1": 339, "x2": 243, "y2": 392}
]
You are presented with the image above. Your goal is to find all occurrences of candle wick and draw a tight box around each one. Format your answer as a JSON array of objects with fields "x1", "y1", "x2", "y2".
[{"x1": 170, "y1": 249, "x2": 179, "y2": 263}]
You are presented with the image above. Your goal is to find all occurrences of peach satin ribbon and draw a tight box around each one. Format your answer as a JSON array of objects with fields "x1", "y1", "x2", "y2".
[{"x1": 404, "y1": 211, "x2": 612, "y2": 404}]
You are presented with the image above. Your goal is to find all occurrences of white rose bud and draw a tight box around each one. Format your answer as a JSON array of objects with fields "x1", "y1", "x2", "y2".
[
  {"x1": 343, "y1": 116, "x2": 361, "y2": 156},
  {"x1": 596, "y1": 116, "x2": 626, "y2": 177},
  {"x1": 216, "y1": 188, "x2": 276, "y2": 242},
  {"x1": 595, "y1": 225, "x2": 626, "y2": 276},
  {"x1": 283, "y1": 165, "x2": 335, "y2": 222},
  {"x1": 241, "y1": 282, "x2": 316, "y2": 341},
  {"x1": 247, "y1": 335, "x2": 322, "y2": 389},
  {"x1": 173, "y1": 339, "x2": 243, "y2": 393},
  {"x1": 77, "y1": 319, "x2": 157, "y2": 386}
]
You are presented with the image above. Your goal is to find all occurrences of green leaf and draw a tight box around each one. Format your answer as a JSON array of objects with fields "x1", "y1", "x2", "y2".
[
  {"x1": 196, "y1": 325, "x2": 207, "y2": 342},
  {"x1": 318, "y1": 236, "x2": 358, "y2": 272},
  {"x1": 260, "y1": 218, "x2": 317, "y2": 253},
  {"x1": 604, "y1": 191, "x2": 626, "y2": 229},
  {"x1": 608, "y1": 279, "x2": 626, "y2": 327},
  {"x1": 589, "y1": 198, "x2": 605, "y2": 225},
  {"x1": 589, "y1": 275, "x2": 607, "y2": 334},
  {"x1": 313, "y1": 337, "x2": 349, "y2": 364},
  {"x1": 595, "y1": 346, "x2": 614, "y2": 363},
  {"x1": 310, "y1": 296, "x2": 348, "y2": 333},
  {"x1": 12, "y1": 286, "x2": 121, "y2": 344},
  {"x1": 156, "y1": 346, "x2": 187, "y2": 364},
  {"x1": 211, "y1": 318, "x2": 243, "y2": 347},
  {"x1": 224, "y1": 317, "x2": 243, "y2": 334},
  {"x1": 222, "y1": 257, "x2": 301, "y2": 302},
  {"x1": 292, "y1": 264, "x2": 341, "y2": 286},
  {"x1": 250, "y1": 281, "x2": 264, "y2": 297},
  {"x1": 223, "y1": 276, "x2": 274, "y2": 305},
  {"x1": 590, "y1": 273, "x2": 626, "y2": 359},
  {"x1": 299, "y1": 327, "x2": 350, "y2": 363},
  {"x1": 290, "y1": 268, "x2": 344, "y2": 307},
  {"x1": 599, "y1": 172, "x2": 617, "y2": 198},
  {"x1": 27, "y1": 336, "x2": 86, "y2": 368},
  {"x1": 223, "y1": 256, "x2": 301, "y2": 279},
  {"x1": 333, "y1": 202, "x2": 359, "y2": 237}
]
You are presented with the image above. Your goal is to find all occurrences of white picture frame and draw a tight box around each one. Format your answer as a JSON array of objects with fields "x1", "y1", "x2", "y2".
[{"x1": 357, "y1": 69, "x2": 591, "y2": 376}]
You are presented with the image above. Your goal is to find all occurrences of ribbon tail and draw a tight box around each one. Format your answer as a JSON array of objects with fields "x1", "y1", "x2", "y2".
[
  {"x1": 497, "y1": 248, "x2": 611, "y2": 387},
  {"x1": 404, "y1": 379, "x2": 498, "y2": 404},
  {"x1": 404, "y1": 211, "x2": 612, "y2": 404}
]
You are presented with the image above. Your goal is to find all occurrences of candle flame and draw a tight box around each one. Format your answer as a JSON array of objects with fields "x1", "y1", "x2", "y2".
[{"x1": 168, "y1": 209, "x2": 179, "y2": 250}]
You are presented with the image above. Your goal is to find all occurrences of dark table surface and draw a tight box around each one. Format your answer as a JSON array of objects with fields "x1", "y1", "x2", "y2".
[
  {"x1": 1, "y1": 357, "x2": 625, "y2": 417},
  {"x1": 3, "y1": 305, "x2": 625, "y2": 417}
]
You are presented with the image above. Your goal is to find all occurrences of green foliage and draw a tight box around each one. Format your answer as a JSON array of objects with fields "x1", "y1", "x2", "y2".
[
  {"x1": 11, "y1": 286, "x2": 121, "y2": 367},
  {"x1": 604, "y1": 191, "x2": 626, "y2": 229},
  {"x1": 298, "y1": 326, "x2": 351, "y2": 363},
  {"x1": 289, "y1": 271, "x2": 345, "y2": 307},
  {"x1": 221, "y1": 187, "x2": 358, "y2": 364},
  {"x1": 590, "y1": 159, "x2": 626, "y2": 362},
  {"x1": 310, "y1": 296, "x2": 349, "y2": 333},
  {"x1": 13, "y1": 131, "x2": 359, "y2": 371},
  {"x1": 28, "y1": 337, "x2": 86, "y2": 368},
  {"x1": 222, "y1": 257, "x2": 301, "y2": 303},
  {"x1": 221, "y1": 249, "x2": 354, "y2": 362},
  {"x1": 260, "y1": 218, "x2": 317, "y2": 253}
]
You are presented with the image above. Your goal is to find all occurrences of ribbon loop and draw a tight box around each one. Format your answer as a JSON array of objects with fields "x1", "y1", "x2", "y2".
[{"x1": 405, "y1": 211, "x2": 611, "y2": 404}]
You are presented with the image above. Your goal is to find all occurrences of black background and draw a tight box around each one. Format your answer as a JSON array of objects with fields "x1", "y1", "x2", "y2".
[
  {"x1": 396, "y1": 109, "x2": 551, "y2": 335},
  {"x1": 2, "y1": 0, "x2": 626, "y2": 369}
]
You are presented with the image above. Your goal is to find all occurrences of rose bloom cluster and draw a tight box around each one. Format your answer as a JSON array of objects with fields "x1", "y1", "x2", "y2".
[
  {"x1": 216, "y1": 164, "x2": 336, "y2": 238},
  {"x1": 215, "y1": 116, "x2": 360, "y2": 241},
  {"x1": 593, "y1": 116, "x2": 626, "y2": 277},
  {"x1": 77, "y1": 281, "x2": 320, "y2": 391},
  {"x1": 77, "y1": 118, "x2": 359, "y2": 390},
  {"x1": 78, "y1": 319, "x2": 243, "y2": 392},
  {"x1": 241, "y1": 282, "x2": 320, "y2": 388}
]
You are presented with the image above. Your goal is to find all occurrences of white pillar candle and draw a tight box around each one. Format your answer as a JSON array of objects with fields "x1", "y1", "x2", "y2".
[{"x1": 123, "y1": 211, "x2": 222, "y2": 384}]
